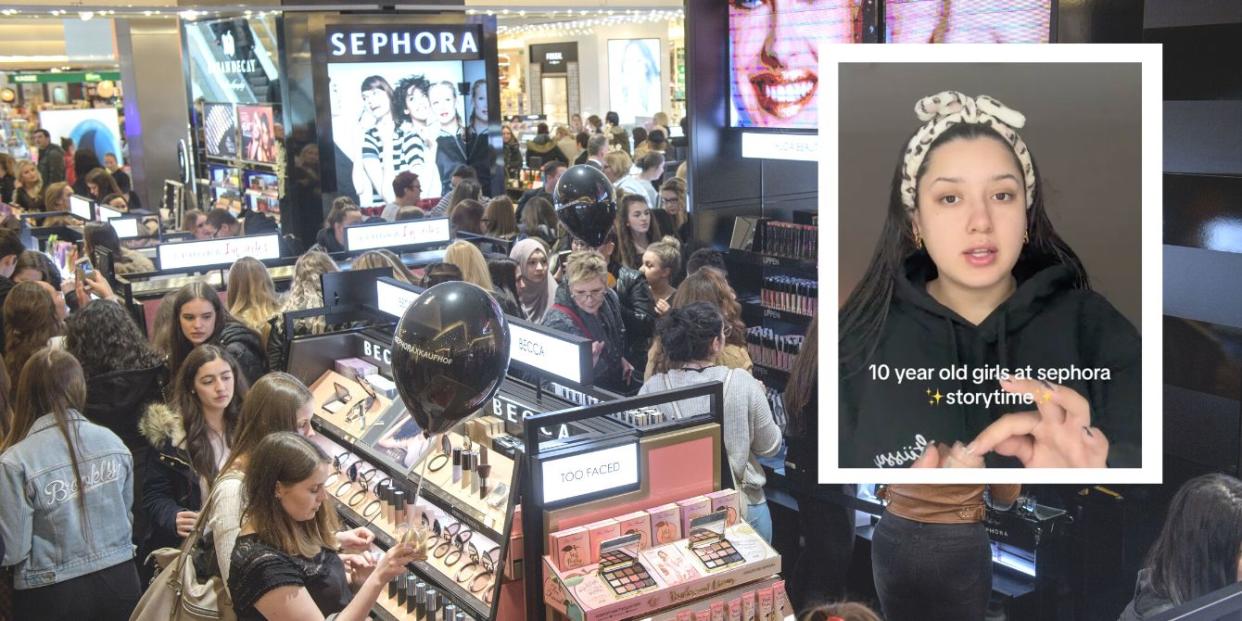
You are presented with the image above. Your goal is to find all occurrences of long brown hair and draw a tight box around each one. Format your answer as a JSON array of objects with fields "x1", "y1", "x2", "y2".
[
  {"x1": 223, "y1": 372, "x2": 313, "y2": 474},
  {"x1": 242, "y1": 432, "x2": 340, "y2": 557},
  {"x1": 351, "y1": 250, "x2": 418, "y2": 285},
  {"x1": 168, "y1": 281, "x2": 254, "y2": 378},
  {"x1": 3, "y1": 349, "x2": 90, "y2": 521},
  {"x1": 615, "y1": 194, "x2": 664, "y2": 270},
  {"x1": 43, "y1": 181, "x2": 70, "y2": 212},
  {"x1": 172, "y1": 344, "x2": 247, "y2": 484},
  {"x1": 84, "y1": 167, "x2": 121, "y2": 199},
  {"x1": 483, "y1": 196, "x2": 518, "y2": 240},
  {"x1": 4, "y1": 282, "x2": 62, "y2": 383},
  {"x1": 647, "y1": 269, "x2": 748, "y2": 376},
  {"x1": 784, "y1": 317, "x2": 817, "y2": 435},
  {"x1": 0, "y1": 356, "x2": 11, "y2": 441}
]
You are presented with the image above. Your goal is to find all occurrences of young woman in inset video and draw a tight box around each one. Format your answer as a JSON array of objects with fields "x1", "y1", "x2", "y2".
[{"x1": 839, "y1": 91, "x2": 1141, "y2": 469}]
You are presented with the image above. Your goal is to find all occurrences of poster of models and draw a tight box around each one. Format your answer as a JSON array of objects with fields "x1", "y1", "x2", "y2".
[
  {"x1": 38, "y1": 108, "x2": 125, "y2": 165},
  {"x1": 203, "y1": 103, "x2": 238, "y2": 158},
  {"x1": 327, "y1": 59, "x2": 488, "y2": 206},
  {"x1": 607, "y1": 39, "x2": 661, "y2": 125},
  {"x1": 886, "y1": 0, "x2": 1052, "y2": 43},
  {"x1": 238, "y1": 104, "x2": 277, "y2": 164},
  {"x1": 728, "y1": 0, "x2": 858, "y2": 130}
]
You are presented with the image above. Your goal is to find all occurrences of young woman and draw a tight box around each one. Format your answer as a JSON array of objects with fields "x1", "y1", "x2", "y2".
[
  {"x1": 451, "y1": 198, "x2": 486, "y2": 236},
  {"x1": 646, "y1": 267, "x2": 751, "y2": 379},
  {"x1": 501, "y1": 124, "x2": 522, "y2": 183},
  {"x1": 421, "y1": 262, "x2": 463, "y2": 288},
  {"x1": 84, "y1": 167, "x2": 122, "y2": 203},
  {"x1": 315, "y1": 197, "x2": 364, "y2": 254},
  {"x1": 394, "y1": 74, "x2": 442, "y2": 201},
  {"x1": 359, "y1": 75, "x2": 399, "y2": 207},
  {"x1": 182, "y1": 208, "x2": 211, "y2": 239},
  {"x1": 65, "y1": 298, "x2": 169, "y2": 552},
  {"x1": 83, "y1": 221, "x2": 156, "y2": 275},
  {"x1": 40, "y1": 181, "x2": 74, "y2": 227},
  {"x1": 444, "y1": 240, "x2": 522, "y2": 315},
  {"x1": 204, "y1": 372, "x2": 372, "y2": 583},
  {"x1": 543, "y1": 251, "x2": 633, "y2": 394},
  {"x1": 510, "y1": 238, "x2": 558, "y2": 323},
  {"x1": 139, "y1": 345, "x2": 246, "y2": 565},
  {"x1": 640, "y1": 236, "x2": 680, "y2": 317},
  {"x1": 616, "y1": 194, "x2": 664, "y2": 270},
  {"x1": 658, "y1": 177, "x2": 692, "y2": 244},
  {"x1": 483, "y1": 196, "x2": 519, "y2": 240},
  {"x1": 606, "y1": 111, "x2": 630, "y2": 154},
  {"x1": 639, "y1": 303, "x2": 782, "y2": 542},
  {"x1": 519, "y1": 195, "x2": 558, "y2": 248},
  {"x1": 431, "y1": 80, "x2": 468, "y2": 192},
  {"x1": 266, "y1": 251, "x2": 339, "y2": 371},
  {"x1": 0, "y1": 349, "x2": 140, "y2": 620},
  {"x1": 3, "y1": 282, "x2": 64, "y2": 382},
  {"x1": 587, "y1": 114, "x2": 604, "y2": 134},
  {"x1": 71, "y1": 150, "x2": 103, "y2": 197},
  {"x1": 1119, "y1": 473, "x2": 1242, "y2": 620},
  {"x1": 228, "y1": 432, "x2": 421, "y2": 620},
  {"x1": 351, "y1": 249, "x2": 419, "y2": 285},
  {"x1": 166, "y1": 281, "x2": 266, "y2": 386},
  {"x1": 839, "y1": 91, "x2": 1140, "y2": 469},
  {"x1": 227, "y1": 256, "x2": 282, "y2": 348},
  {"x1": 0, "y1": 153, "x2": 15, "y2": 205},
  {"x1": 488, "y1": 257, "x2": 522, "y2": 318},
  {"x1": 12, "y1": 250, "x2": 59, "y2": 286},
  {"x1": 13, "y1": 160, "x2": 43, "y2": 212}
]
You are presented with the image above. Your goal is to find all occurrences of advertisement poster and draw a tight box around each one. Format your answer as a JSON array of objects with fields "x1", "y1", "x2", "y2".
[
  {"x1": 728, "y1": 0, "x2": 857, "y2": 130},
  {"x1": 607, "y1": 39, "x2": 661, "y2": 126},
  {"x1": 203, "y1": 103, "x2": 238, "y2": 158},
  {"x1": 38, "y1": 108, "x2": 124, "y2": 165},
  {"x1": 886, "y1": 0, "x2": 1052, "y2": 43},
  {"x1": 238, "y1": 104, "x2": 277, "y2": 164}
]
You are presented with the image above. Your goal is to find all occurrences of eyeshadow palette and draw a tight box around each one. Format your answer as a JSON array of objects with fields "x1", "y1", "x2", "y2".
[
  {"x1": 687, "y1": 510, "x2": 744, "y2": 572},
  {"x1": 598, "y1": 533, "x2": 657, "y2": 597}
]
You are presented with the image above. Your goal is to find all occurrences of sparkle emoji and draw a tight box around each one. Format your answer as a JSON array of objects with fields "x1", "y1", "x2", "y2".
[{"x1": 926, "y1": 388, "x2": 943, "y2": 405}]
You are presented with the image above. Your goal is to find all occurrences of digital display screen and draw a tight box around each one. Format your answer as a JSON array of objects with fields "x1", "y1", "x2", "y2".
[
  {"x1": 237, "y1": 104, "x2": 278, "y2": 164},
  {"x1": 110, "y1": 217, "x2": 140, "y2": 239},
  {"x1": 728, "y1": 0, "x2": 857, "y2": 130},
  {"x1": 203, "y1": 103, "x2": 238, "y2": 157},
  {"x1": 885, "y1": 0, "x2": 1052, "y2": 43},
  {"x1": 607, "y1": 39, "x2": 661, "y2": 125},
  {"x1": 69, "y1": 195, "x2": 93, "y2": 220},
  {"x1": 97, "y1": 204, "x2": 125, "y2": 221}
]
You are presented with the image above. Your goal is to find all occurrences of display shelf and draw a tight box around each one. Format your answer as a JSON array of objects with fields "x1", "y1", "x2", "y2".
[
  {"x1": 725, "y1": 248, "x2": 816, "y2": 274},
  {"x1": 750, "y1": 364, "x2": 789, "y2": 388}
]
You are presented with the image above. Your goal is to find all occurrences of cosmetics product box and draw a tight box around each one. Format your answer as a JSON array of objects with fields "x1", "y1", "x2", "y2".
[
  {"x1": 711, "y1": 601, "x2": 725, "y2": 621},
  {"x1": 335, "y1": 357, "x2": 377, "y2": 381},
  {"x1": 728, "y1": 598, "x2": 742, "y2": 621},
  {"x1": 678, "y1": 612, "x2": 693, "y2": 621},
  {"x1": 584, "y1": 518, "x2": 621, "y2": 565},
  {"x1": 742, "y1": 590, "x2": 756, "y2": 621},
  {"x1": 707, "y1": 489, "x2": 741, "y2": 527},
  {"x1": 773, "y1": 580, "x2": 788, "y2": 619},
  {"x1": 677, "y1": 496, "x2": 713, "y2": 536},
  {"x1": 647, "y1": 503, "x2": 682, "y2": 545},
  {"x1": 758, "y1": 587, "x2": 773, "y2": 620},
  {"x1": 616, "y1": 510, "x2": 653, "y2": 549},
  {"x1": 549, "y1": 526, "x2": 589, "y2": 571},
  {"x1": 695, "y1": 612, "x2": 710, "y2": 621},
  {"x1": 364, "y1": 374, "x2": 397, "y2": 399}
]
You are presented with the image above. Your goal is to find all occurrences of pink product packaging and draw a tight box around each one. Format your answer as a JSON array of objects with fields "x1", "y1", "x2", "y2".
[
  {"x1": 584, "y1": 518, "x2": 621, "y2": 565},
  {"x1": 707, "y1": 489, "x2": 740, "y2": 527},
  {"x1": 758, "y1": 587, "x2": 773, "y2": 620},
  {"x1": 773, "y1": 580, "x2": 789, "y2": 618},
  {"x1": 615, "y1": 511, "x2": 653, "y2": 549},
  {"x1": 549, "y1": 526, "x2": 589, "y2": 571},
  {"x1": 647, "y1": 504, "x2": 682, "y2": 545},
  {"x1": 677, "y1": 496, "x2": 712, "y2": 536},
  {"x1": 334, "y1": 357, "x2": 377, "y2": 380}
]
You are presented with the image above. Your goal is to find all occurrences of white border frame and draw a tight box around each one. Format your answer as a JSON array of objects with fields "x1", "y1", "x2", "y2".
[{"x1": 818, "y1": 44, "x2": 1163, "y2": 484}]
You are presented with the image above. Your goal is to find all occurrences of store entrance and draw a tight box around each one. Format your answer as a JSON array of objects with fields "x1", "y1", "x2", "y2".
[{"x1": 539, "y1": 75, "x2": 568, "y2": 127}]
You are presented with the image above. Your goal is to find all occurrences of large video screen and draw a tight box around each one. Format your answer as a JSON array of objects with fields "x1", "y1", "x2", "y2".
[
  {"x1": 607, "y1": 39, "x2": 661, "y2": 125},
  {"x1": 237, "y1": 104, "x2": 278, "y2": 164},
  {"x1": 886, "y1": 0, "x2": 1052, "y2": 43},
  {"x1": 728, "y1": 1, "x2": 857, "y2": 130},
  {"x1": 38, "y1": 108, "x2": 125, "y2": 164},
  {"x1": 203, "y1": 103, "x2": 238, "y2": 158},
  {"x1": 324, "y1": 23, "x2": 490, "y2": 208}
]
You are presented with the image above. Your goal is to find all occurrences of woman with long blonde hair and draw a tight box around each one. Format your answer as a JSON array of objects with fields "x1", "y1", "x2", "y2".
[
  {"x1": 351, "y1": 249, "x2": 418, "y2": 285},
  {"x1": 228, "y1": 257, "x2": 282, "y2": 348},
  {"x1": 266, "y1": 251, "x2": 339, "y2": 372},
  {"x1": 444, "y1": 240, "x2": 521, "y2": 316},
  {"x1": 14, "y1": 160, "x2": 43, "y2": 212}
]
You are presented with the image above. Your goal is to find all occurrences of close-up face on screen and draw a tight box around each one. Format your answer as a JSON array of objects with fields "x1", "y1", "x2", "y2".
[{"x1": 728, "y1": 0, "x2": 858, "y2": 130}]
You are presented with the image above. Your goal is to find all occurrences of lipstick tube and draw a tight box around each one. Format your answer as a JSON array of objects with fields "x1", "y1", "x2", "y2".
[{"x1": 452, "y1": 448, "x2": 462, "y2": 484}]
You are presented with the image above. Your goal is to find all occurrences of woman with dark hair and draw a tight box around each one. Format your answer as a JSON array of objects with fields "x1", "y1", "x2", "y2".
[
  {"x1": 639, "y1": 303, "x2": 782, "y2": 542},
  {"x1": 71, "y1": 149, "x2": 103, "y2": 197},
  {"x1": 3, "y1": 282, "x2": 63, "y2": 381},
  {"x1": 630, "y1": 127, "x2": 649, "y2": 159},
  {"x1": 138, "y1": 345, "x2": 246, "y2": 570},
  {"x1": 605, "y1": 111, "x2": 629, "y2": 154},
  {"x1": 165, "y1": 281, "x2": 266, "y2": 385},
  {"x1": 84, "y1": 221, "x2": 155, "y2": 275},
  {"x1": 450, "y1": 197, "x2": 486, "y2": 236},
  {"x1": 0, "y1": 349, "x2": 141, "y2": 619},
  {"x1": 519, "y1": 195, "x2": 558, "y2": 248},
  {"x1": 488, "y1": 256, "x2": 522, "y2": 318},
  {"x1": 645, "y1": 267, "x2": 751, "y2": 379},
  {"x1": 1119, "y1": 473, "x2": 1242, "y2": 619},
  {"x1": 421, "y1": 262, "x2": 463, "y2": 287},
  {"x1": 394, "y1": 73, "x2": 442, "y2": 200},
  {"x1": 501, "y1": 124, "x2": 522, "y2": 184},
  {"x1": 839, "y1": 91, "x2": 1139, "y2": 469},
  {"x1": 659, "y1": 176, "x2": 693, "y2": 244},
  {"x1": 65, "y1": 299, "x2": 169, "y2": 552},
  {"x1": 783, "y1": 318, "x2": 856, "y2": 613},
  {"x1": 84, "y1": 167, "x2": 122, "y2": 203},
  {"x1": 587, "y1": 114, "x2": 604, "y2": 134},
  {"x1": 359, "y1": 75, "x2": 398, "y2": 206},
  {"x1": 228, "y1": 433, "x2": 421, "y2": 620}
]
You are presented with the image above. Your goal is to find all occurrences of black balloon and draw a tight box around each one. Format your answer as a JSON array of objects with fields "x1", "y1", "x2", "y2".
[
  {"x1": 391, "y1": 281, "x2": 511, "y2": 435},
  {"x1": 554, "y1": 164, "x2": 616, "y2": 248}
]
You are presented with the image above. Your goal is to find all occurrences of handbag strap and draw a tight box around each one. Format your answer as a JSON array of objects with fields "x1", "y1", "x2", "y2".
[
  {"x1": 172, "y1": 470, "x2": 242, "y2": 576},
  {"x1": 552, "y1": 303, "x2": 595, "y2": 341}
]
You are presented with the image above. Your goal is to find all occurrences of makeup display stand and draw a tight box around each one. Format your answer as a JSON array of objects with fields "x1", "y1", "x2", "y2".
[{"x1": 519, "y1": 383, "x2": 787, "y2": 620}]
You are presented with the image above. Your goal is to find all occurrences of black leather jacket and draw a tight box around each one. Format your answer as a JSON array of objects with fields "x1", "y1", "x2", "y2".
[{"x1": 614, "y1": 265, "x2": 656, "y2": 376}]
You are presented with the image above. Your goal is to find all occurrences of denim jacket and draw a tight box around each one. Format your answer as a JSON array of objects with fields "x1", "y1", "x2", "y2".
[{"x1": 0, "y1": 409, "x2": 135, "y2": 589}]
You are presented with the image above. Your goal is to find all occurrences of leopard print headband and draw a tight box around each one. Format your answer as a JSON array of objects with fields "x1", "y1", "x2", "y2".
[{"x1": 900, "y1": 91, "x2": 1035, "y2": 212}]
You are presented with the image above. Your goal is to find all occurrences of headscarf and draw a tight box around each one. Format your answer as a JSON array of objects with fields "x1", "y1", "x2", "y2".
[{"x1": 510, "y1": 238, "x2": 558, "y2": 323}]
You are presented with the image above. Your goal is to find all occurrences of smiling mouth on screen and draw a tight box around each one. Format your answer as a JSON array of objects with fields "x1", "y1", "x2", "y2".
[{"x1": 750, "y1": 70, "x2": 817, "y2": 120}]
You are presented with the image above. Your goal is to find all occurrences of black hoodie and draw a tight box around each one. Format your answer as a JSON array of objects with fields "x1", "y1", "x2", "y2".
[{"x1": 840, "y1": 261, "x2": 1141, "y2": 469}]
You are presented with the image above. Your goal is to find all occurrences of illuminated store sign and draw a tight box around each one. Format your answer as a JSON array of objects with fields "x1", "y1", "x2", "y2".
[
  {"x1": 541, "y1": 442, "x2": 640, "y2": 505},
  {"x1": 326, "y1": 24, "x2": 484, "y2": 62},
  {"x1": 157, "y1": 234, "x2": 280, "y2": 270}
]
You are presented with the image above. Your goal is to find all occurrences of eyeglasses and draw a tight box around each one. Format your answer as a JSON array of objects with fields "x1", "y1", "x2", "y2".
[{"x1": 571, "y1": 288, "x2": 606, "y2": 302}]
